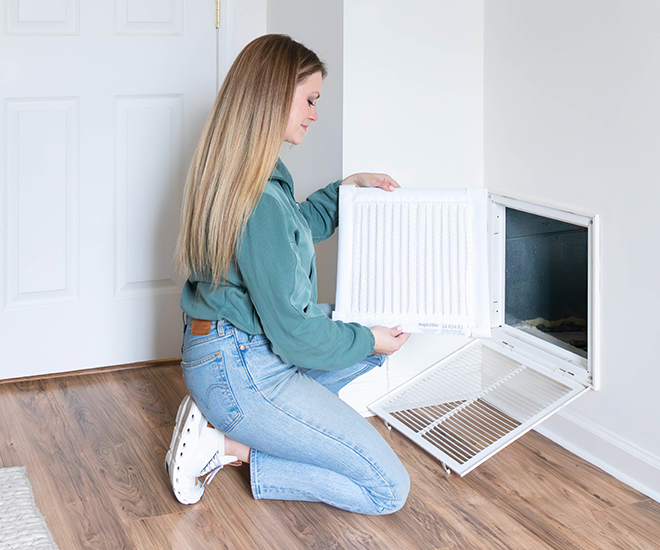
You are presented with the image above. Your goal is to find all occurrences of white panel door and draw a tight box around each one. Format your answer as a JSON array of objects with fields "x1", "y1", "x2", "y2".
[{"x1": 0, "y1": 1, "x2": 218, "y2": 378}]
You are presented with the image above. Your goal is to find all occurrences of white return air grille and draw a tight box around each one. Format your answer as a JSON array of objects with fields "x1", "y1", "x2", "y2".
[
  {"x1": 335, "y1": 188, "x2": 596, "y2": 475},
  {"x1": 369, "y1": 340, "x2": 588, "y2": 476},
  {"x1": 333, "y1": 187, "x2": 490, "y2": 337}
]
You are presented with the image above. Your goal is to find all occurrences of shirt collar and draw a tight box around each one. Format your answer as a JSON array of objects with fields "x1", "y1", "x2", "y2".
[{"x1": 270, "y1": 158, "x2": 294, "y2": 195}]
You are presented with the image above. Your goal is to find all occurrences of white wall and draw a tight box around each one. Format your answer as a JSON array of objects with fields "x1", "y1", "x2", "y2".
[
  {"x1": 485, "y1": 0, "x2": 660, "y2": 501},
  {"x1": 340, "y1": 0, "x2": 484, "y2": 410},
  {"x1": 343, "y1": 0, "x2": 484, "y2": 187},
  {"x1": 267, "y1": 0, "x2": 344, "y2": 303}
]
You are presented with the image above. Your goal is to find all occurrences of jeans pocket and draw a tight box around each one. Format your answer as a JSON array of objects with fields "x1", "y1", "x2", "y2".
[{"x1": 181, "y1": 351, "x2": 243, "y2": 433}]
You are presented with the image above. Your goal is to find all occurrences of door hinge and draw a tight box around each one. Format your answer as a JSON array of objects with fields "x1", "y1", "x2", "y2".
[{"x1": 216, "y1": 0, "x2": 221, "y2": 28}]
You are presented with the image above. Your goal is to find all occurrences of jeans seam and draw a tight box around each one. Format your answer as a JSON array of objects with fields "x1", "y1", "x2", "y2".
[
  {"x1": 253, "y1": 483, "x2": 391, "y2": 514},
  {"x1": 250, "y1": 450, "x2": 260, "y2": 499},
  {"x1": 233, "y1": 334, "x2": 278, "y2": 398},
  {"x1": 253, "y1": 485, "x2": 347, "y2": 510}
]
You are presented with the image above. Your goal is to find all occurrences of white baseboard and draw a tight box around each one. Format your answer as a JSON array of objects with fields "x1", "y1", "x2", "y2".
[{"x1": 535, "y1": 410, "x2": 660, "y2": 504}]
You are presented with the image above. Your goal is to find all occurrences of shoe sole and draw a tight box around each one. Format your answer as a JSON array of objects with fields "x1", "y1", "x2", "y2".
[{"x1": 165, "y1": 395, "x2": 205, "y2": 505}]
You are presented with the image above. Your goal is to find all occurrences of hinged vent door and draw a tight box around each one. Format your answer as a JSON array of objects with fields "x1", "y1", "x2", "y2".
[
  {"x1": 333, "y1": 187, "x2": 490, "y2": 338},
  {"x1": 368, "y1": 339, "x2": 588, "y2": 476}
]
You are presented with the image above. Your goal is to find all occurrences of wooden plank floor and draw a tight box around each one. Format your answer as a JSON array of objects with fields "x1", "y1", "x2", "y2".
[{"x1": 0, "y1": 363, "x2": 658, "y2": 550}]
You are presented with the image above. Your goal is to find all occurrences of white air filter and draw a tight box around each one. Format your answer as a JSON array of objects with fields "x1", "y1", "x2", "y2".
[{"x1": 333, "y1": 187, "x2": 490, "y2": 337}]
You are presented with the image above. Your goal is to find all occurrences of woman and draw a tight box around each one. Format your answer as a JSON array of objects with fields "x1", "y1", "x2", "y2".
[{"x1": 167, "y1": 34, "x2": 411, "y2": 515}]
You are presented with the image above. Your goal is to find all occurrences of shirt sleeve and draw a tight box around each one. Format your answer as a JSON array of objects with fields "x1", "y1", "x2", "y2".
[
  {"x1": 298, "y1": 180, "x2": 342, "y2": 243},
  {"x1": 236, "y1": 193, "x2": 375, "y2": 370}
]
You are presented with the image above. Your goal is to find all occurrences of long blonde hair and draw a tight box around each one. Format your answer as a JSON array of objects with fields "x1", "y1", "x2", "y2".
[{"x1": 176, "y1": 34, "x2": 327, "y2": 286}]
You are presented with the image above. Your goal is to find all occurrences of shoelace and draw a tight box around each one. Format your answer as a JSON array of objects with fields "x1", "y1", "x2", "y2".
[
  {"x1": 203, "y1": 465, "x2": 224, "y2": 486},
  {"x1": 199, "y1": 451, "x2": 242, "y2": 486}
]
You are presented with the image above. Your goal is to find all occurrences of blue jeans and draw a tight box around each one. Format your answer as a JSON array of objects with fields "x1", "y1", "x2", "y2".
[{"x1": 180, "y1": 316, "x2": 410, "y2": 515}]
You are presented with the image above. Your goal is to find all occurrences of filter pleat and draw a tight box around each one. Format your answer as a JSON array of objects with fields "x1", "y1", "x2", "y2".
[
  {"x1": 425, "y1": 203, "x2": 433, "y2": 316},
  {"x1": 375, "y1": 202, "x2": 384, "y2": 313},
  {"x1": 407, "y1": 202, "x2": 413, "y2": 315},
  {"x1": 392, "y1": 202, "x2": 401, "y2": 315},
  {"x1": 433, "y1": 204, "x2": 442, "y2": 316},
  {"x1": 417, "y1": 203, "x2": 426, "y2": 315},
  {"x1": 367, "y1": 204, "x2": 375, "y2": 313},
  {"x1": 354, "y1": 205, "x2": 365, "y2": 313},
  {"x1": 383, "y1": 202, "x2": 392, "y2": 315}
]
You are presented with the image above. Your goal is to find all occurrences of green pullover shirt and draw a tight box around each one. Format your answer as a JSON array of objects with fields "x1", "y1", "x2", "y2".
[{"x1": 180, "y1": 159, "x2": 376, "y2": 370}]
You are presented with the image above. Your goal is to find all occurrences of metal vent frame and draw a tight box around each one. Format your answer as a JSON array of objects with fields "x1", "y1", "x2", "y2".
[
  {"x1": 489, "y1": 193, "x2": 600, "y2": 390},
  {"x1": 334, "y1": 188, "x2": 600, "y2": 474},
  {"x1": 368, "y1": 333, "x2": 589, "y2": 476}
]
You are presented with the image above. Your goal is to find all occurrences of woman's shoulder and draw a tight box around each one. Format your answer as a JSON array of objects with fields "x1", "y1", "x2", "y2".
[
  {"x1": 252, "y1": 181, "x2": 291, "y2": 220},
  {"x1": 261, "y1": 178, "x2": 287, "y2": 203},
  {"x1": 242, "y1": 182, "x2": 296, "y2": 240}
]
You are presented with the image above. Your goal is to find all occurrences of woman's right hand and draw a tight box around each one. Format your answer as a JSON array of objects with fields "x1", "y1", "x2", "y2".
[{"x1": 370, "y1": 326, "x2": 411, "y2": 355}]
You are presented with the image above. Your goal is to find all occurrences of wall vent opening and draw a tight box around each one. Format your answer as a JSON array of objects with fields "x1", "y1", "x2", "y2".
[
  {"x1": 505, "y1": 208, "x2": 589, "y2": 358},
  {"x1": 334, "y1": 187, "x2": 600, "y2": 474}
]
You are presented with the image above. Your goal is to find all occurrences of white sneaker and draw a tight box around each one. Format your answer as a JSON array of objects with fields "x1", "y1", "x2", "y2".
[{"x1": 165, "y1": 394, "x2": 239, "y2": 505}]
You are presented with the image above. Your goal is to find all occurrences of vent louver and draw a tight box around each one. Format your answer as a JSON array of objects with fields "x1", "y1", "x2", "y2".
[{"x1": 369, "y1": 341, "x2": 588, "y2": 476}]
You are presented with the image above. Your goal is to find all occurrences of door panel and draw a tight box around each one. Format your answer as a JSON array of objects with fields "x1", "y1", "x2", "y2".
[
  {"x1": 1, "y1": 1, "x2": 217, "y2": 378},
  {"x1": 5, "y1": 98, "x2": 78, "y2": 308}
]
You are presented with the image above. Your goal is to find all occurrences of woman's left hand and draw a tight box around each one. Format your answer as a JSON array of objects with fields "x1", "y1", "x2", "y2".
[{"x1": 341, "y1": 173, "x2": 400, "y2": 192}]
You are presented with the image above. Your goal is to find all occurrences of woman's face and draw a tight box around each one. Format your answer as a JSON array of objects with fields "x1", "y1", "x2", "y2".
[{"x1": 284, "y1": 71, "x2": 323, "y2": 145}]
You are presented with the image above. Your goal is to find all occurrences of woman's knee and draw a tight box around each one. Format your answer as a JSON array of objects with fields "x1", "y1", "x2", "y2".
[
  {"x1": 387, "y1": 462, "x2": 411, "y2": 513},
  {"x1": 370, "y1": 459, "x2": 410, "y2": 515}
]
